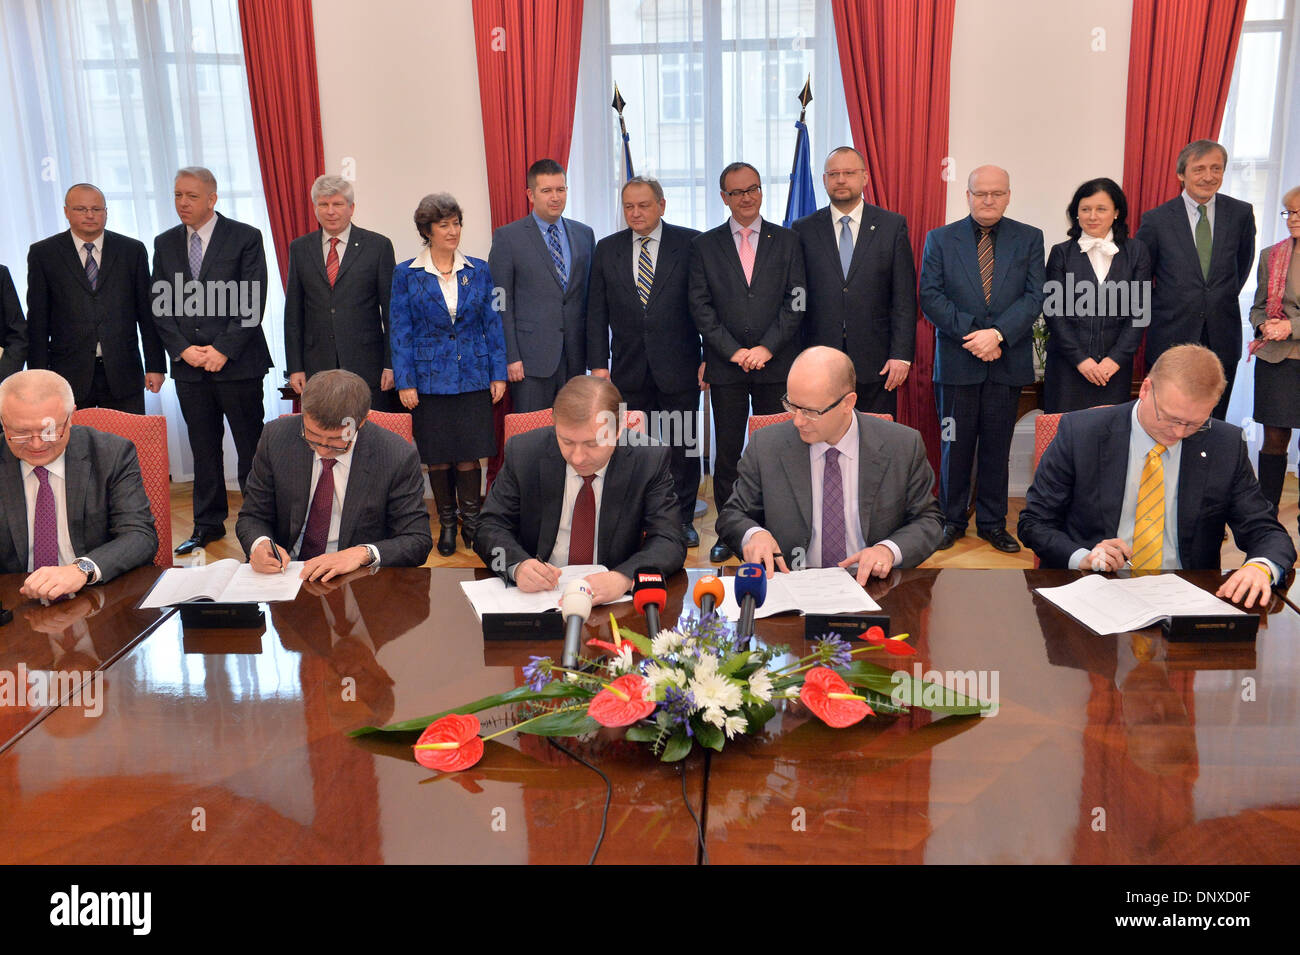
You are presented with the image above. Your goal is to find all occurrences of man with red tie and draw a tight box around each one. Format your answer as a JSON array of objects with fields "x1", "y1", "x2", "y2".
[{"x1": 474, "y1": 375, "x2": 685, "y2": 606}]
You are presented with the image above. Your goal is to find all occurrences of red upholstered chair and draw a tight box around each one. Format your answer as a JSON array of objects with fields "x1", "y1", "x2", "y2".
[
  {"x1": 71, "y1": 408, "x2": 172, "y2": 568},
  {"x1": 747, "y1": 410, "x2": 893, "y2": 437},
  {"x1": 365, "y1": 410, "x2": 415, "y2": 445},
  {"x1": 503, "y1": 407, "x2": 648, "y2": 444},
  {"x1": 1033, "y1": 413, "x2": 1063, "y2": 472}
]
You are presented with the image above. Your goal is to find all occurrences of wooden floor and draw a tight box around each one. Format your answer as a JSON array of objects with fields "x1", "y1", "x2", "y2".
[{"x1": 169, "y1": 472, "x2": 1300, "y2": 570}]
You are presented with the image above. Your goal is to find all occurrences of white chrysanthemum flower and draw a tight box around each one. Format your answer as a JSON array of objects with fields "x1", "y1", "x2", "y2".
[
  {"x1": 604, "y1": 644, "x2": 635, "y2": 676},
  {"x1": 692, "y1": 652, "x2": 719, "y2": 681},
  {"x1": 724, "y1": 715, "x2": 747, "y2": 739},
  {"x1": 748, "y1": 667, "x2": 773, "y2": 703},
  {"x1": 651, "y1": 629, "x2": 684, "y2": 656},
  {"x1": 644, "y1": 662, "x2": 686, "y2": 692},
  {"x1": 689, "y1": 666, "x2": 743, "y2": 715},
  {"x1": 702, "y1": 706, "x2": 727, "y2": 729}
]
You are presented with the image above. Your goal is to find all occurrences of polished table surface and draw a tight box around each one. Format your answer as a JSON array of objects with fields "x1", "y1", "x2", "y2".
[{"x1": 1, "y1": 566, "x2": 1296, "y2": 864}]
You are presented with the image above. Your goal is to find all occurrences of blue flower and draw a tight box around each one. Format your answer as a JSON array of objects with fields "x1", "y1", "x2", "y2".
[
  {"x1": 523, "y1": 655, "x2": 553, "y2": 692},
  {"x1": 661, "y1": 685, "x2": 696, "y2": 737},
  {"x1": 813, "y1": 632, "x2": 853, "y2": 669}
]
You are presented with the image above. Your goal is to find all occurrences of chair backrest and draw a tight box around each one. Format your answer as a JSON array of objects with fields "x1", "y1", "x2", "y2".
[
  {"x1": 747, "y1": 410, "x2": 893, "y2": 437},
  {"x1": 71, "y1": 408, "x2": 172, "y2": 568},
  {"x1": 1033, "y1": 413, "x2": 1063, "y2": 472},
  {"x1": 503, "y1": 407, "x2": 648, "y2": 444},
  {"x1": 366, "y1": 410, "x2": 415, "y2": 445}
]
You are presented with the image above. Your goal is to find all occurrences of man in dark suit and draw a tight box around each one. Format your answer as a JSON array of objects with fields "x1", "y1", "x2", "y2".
[
  {"x1": 793, "y1": 147, "x2": 916, "y2": 415},
  {"x1": 717, "y1": 347, "x2": 942, "y2": 581},
  {"x1": 0, "y1": 264, "x2": 27, "y2": 382},
  {"x1": 283, "y1": 175, "x2": 397, "y2": 412},
  {"x1": 474, "y1": 375, "x2": 685, "y2": 606},
  {"x1": 26, "y1": 183, "x2": 166, "y2": 414},
  {"x1": 689, "y1": 161, "x2": 807, "y2": 562},
  {"x1": 236, "y1": 370, "x2": 432, "y2": 579},
  {"x1": 488, "y1": 158, "x2": 595, "y2": 412},
  {"x1": 152, "y1": 166, "x2": 271, "y2": 555},
  {"x1": 0, "y1": 370, "x2": 157, "y2": 599},
  {"x1": 920, "y1": 164, "x2": 1045, "y2": 553},
  {"x1": 587, "y1": 175, "x2": 703, "y2": 546},
  {"x1": 1019, "y1": 344, "x2": 1294, "y2": 608},
  {"x1": 1135, "y1": 139, "x2": 1255, "y2": 421}
]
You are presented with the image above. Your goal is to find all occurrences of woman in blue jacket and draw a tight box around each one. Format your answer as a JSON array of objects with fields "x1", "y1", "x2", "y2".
[{"x1": 391, "y1": 193, "x2": 507, "y2": 556}]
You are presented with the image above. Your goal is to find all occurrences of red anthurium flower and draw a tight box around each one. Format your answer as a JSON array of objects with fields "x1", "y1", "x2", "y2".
[
  {"x1": 883, "y1": 636, "x2": 917, "y2": 656},
  {"x1": 413, "y1": 713, "x2": 484, "y2": 772},
  {"x1": 588, "y1": 674, "x2": 655, "y2": 727},
  {"x1": 586, "y1": 638, "x2": 638, "y2": 655},
  {"x1": 863, "y1": 626, "x2": 887, "y2": 645},
  {"x1": 800, "y1": 666, "x2": 874, "y2": 728}
]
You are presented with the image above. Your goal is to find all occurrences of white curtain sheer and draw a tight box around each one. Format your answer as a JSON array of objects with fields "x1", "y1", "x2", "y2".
[{"x1": 0, "y1": 0, "x2": 290, "y2": 484}]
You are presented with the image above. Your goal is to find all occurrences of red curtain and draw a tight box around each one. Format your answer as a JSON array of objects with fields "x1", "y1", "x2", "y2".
[
  {"x1": 1123, "y1": 0, "x2": 1248, "y2": 371},
  {"x1": 472, "y1": 0, "x2": 584, "y2": 230},
  {"x1": 831, "y1": 0, "x2": 956, "y2": 479},
  {"x1": 237, "y1": 0, "x2": 326, "y2": 288}
]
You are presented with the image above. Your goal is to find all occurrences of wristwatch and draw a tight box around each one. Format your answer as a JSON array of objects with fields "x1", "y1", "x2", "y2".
[
  {"x1": 359, "y1": 546, "x2": 377, "y2": 567},
  {"x1": 74, "y1": 558, "x2": 96, "y2": 584}
]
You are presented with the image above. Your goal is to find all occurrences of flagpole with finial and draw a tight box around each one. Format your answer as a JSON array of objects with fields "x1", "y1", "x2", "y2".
[
  {"x1": 790, "y1": 75, "x2": 812, "y2": 178},
  {"x1": 783, "y1": 75, "x2": 816, "y2": 228},
  {"x1": 612, "y1": 83, "x2": 634, "y2": 181}
]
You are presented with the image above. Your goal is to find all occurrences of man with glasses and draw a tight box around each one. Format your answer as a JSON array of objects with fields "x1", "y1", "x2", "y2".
[
  {"x1": 716, "y1": 347, "x2": 943, "y2": 580},
  {"x1": 0, "y1": 370, "x2": 157, "y2": 598},
  {"x1": 690, "y1": 161, "x2": 807, "y2": 562},
  {"x1": 920, "y1": 165, "x2": 1045, "y2": 553},
  {"x1": 236, "y1": 370, "x2": 432, "y2": 579},
  {"x1": 26, "y1": 183, "x2": 166, "y2": 414},
  {"x1": 1019, "y1": 344, "x2": 1293, "y2": 607}
]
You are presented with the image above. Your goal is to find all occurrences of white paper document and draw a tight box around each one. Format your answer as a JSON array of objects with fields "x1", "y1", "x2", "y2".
[
  {"x1": 717, "y1": 567, "x2": 882, "y2": 619},
  {"x1": 459, "y1": 565, "x2": 632, "y2": 620},
  {"x1": 141, "y1": 558, "x2": 305, "y2": 608},
  {"x1": 1033, "y1": 574, "x2": 1245, "y2": 635}
]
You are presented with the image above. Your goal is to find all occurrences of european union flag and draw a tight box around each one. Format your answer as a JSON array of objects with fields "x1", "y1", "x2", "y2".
[
  {"x1": 622, "y1": 128, "x2": 635, "y2": 182},
  {"x1": 783, "y1": 120, "x2": 816, "y2": 228}
]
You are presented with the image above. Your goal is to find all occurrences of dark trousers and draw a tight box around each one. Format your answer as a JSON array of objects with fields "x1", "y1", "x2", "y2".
[
  {"x1": 855, "y1": 378, "x2": 897, "y2": 417},
  {"x1": 1201, "y1": 329, "x2": 1236, "y2": 422},
  {"x1": 370, "y1": 387, "x2": 399, "y2": 414},
  {"x1": 176, "y1": 377, "x2": 266, "y2": 533},
  {"x1": 936, "y1": 380, "x2": 1018, "y2": 531},
  {"x1": 509, "y1": 362, "x2": 568, "y2": 413},
  {"x1": 620, "y1": 381, "x2": 702, "y2": 524},
  {"x1": 710, "y1": 380, "x2": 785, "y2": 513},
  {"x1": 85, "y1": 359, "x2": 145, "y2": 415}
]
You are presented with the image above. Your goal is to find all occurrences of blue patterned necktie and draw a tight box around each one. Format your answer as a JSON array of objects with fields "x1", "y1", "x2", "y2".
[
  {"x1": 821, "y1": 447, "x2": 846, "y2": 567},
  {"x1": 636, "y1": 235, "x2": 653, "y2": 306},
  {"x1": 838, "y1": 215, "x2": 853, "y2": 279},
  {"x1": 83, "y1": 242, "x2": 98, "y2": 290},
  {"x1": 188, "y1": 230, "x2": 203, "y2": 278},
  {"x1": 547, "y1": 223, "x2": 567, "y2": 285}
]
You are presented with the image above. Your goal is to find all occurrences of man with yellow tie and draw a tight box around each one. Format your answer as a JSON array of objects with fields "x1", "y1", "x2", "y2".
[{"x1": 1019, "y1": 344, "x2": 1295, "y2": 607}]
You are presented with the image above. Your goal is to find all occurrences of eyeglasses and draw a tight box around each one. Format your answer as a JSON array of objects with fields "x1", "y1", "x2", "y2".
[
  {"x1": 781, "y1": 393, "x2": 850, "y2": 422},
  {"x1": 300, "y1": 424, "x2": 356, "y2": 453},
  {"x1": 1283, "y1": 209, "x2": 1300, "y2": 219},
  {"x1": 1149, "y1": 388, "x2": 1210, "y2": 434},
  {"x1": 970, "y1": 191, "x2": 1009, "y2": 201},
  {"x1": 2, "y1": 414, "x2": 72, "y2": 445},
  {"x1": 68, "y1": 206, "x2": 106, "y2": 215},
  {"x1": 723, "y1": 184, "x2": 762, "y2": 199}
]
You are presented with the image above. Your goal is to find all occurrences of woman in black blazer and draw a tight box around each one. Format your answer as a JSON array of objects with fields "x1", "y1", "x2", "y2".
[{"x1": 1043, "y1": 178, "x2": 1152, "y2": 413}]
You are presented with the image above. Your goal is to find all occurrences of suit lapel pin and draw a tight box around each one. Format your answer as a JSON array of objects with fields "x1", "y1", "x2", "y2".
[
  {"x1": 1200, "y1": 451, "x2": 1206, "y2": 457},
  {"x1": 870, "y1": 224, "x2": 876, "y2": 231},
  {"x1": 460, "y1": 274, "x2": 469, "y2": 286}
]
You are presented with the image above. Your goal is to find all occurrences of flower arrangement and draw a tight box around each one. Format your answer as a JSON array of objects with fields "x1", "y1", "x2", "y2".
[{"x1": 353, "y1": 611, "x2": 988, "y2": 772}]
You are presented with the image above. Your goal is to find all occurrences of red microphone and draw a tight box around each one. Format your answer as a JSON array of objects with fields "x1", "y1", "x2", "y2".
[
  {"x1": 693, "y1": 574, "x2": 724, "y2": 617},
  {"x1": 633, "y1": 568, "x2": 668, "y2": 637}
]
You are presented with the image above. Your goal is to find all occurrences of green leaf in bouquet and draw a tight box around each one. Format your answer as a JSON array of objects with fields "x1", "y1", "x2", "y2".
[
  {"x1": 615, "y1": 626, "x2": 653, "y2": 656},
  {"x1": 840, "y1": 660, "x2": 987, "y2": 717},
  {"x1": 718, "y1": 651, "x2": 753, "y2": 676},
  {"x1": 623, "y1": 724, "x2": 661, "y2": 743},
  {"x1": 692, "y1": 716, "x2": 725, "y2": 752},
  {"x1": 350, "y1": 681, "x2": 590, "y2": 736},
  {"x1": 744, "y1": 700, "x2": 777, "y2": 733},
  {"x1": 660, "y1": 730, "x2": 693, "y2": 762},
  {"x1": 517, "y1": 707, "x2": 602, "y2": 737}
]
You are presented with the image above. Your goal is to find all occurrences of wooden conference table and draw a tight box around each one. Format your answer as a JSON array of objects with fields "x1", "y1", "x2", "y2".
[{"x1": 0, "y1": 566, "x2": 1297, "y2": 865}]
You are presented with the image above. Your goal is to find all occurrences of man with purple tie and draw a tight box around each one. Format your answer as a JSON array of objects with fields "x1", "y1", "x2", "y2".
[
  {"x1": 0, "y1": 370, "x2": 157, "y2": 599},
  {"x1": 715, "y1": 347, "x2": 942, "y2": 581}
]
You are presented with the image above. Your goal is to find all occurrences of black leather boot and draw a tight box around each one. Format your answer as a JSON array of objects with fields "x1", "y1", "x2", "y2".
[
  {"x1": 431, "y1": 467, "x2": 459, "y2": 556},
  {"x1": 1258, "y1": 451, "x2": 1287, "y2": 515},
  {"x1": 456, "y1": 466, "x2": 483, "y2": 547}
]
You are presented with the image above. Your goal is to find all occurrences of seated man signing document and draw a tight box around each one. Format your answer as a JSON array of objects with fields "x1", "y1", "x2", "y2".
[
  {"x1": 716, "y1": 346, "x2": 944, "y2": 581},
  {"x1": 1018, "y1": 344, "x2": 1295, "y2": 607},
  {"x1": 473, "y1": 375, "x2": 685, "y2": 605},
  {"x1": 236, "y1": 369, "x2": 432, "y2": 579}
]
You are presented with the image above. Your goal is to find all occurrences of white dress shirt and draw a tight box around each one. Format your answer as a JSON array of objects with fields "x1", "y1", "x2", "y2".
[
  {"x1": 409, "y1": 246, "x2": 471, "y2": 318},
  {"x1": 20, "y1": 452, "x2": 101, "y2": 580},
  {"x1": 829, "y1": 200, "x2": 863, "y2": 248},
  {"x1": 549, "y1": 462, "x2": 609, "y2": 567},
  {"x1": 321, "y1": 223, "x2": 351, "y2": 269},
  {"x1": 186, "y1": 213, "x2": 219, "y2": 264},
  {"x1": 1181, "y1": 189, "x2": 1216, "y2": 238},
  {"x1": 631, "y1": 221, "x2": 664, "y2": 288},
  {"x1": 1078, "y1": 229, "x2": 1117, "y2": 283}
]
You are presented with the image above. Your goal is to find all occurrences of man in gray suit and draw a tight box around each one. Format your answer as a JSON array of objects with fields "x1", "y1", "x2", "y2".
[
  {"x1": 283, "y1": 175, "x2": 398, "y2": 412},
  {"x1": 716, "y1": 347, "x2": 943, "y2": 582},
  {"x1": 236, "y1": 370, "x2": 432, "y2": 580},
  {"x1": 488, "y1": 158, "x2": 595, "y2": 412},
  {"x1": 0, "y1": 370, "x2": 157, "y2": 599}
]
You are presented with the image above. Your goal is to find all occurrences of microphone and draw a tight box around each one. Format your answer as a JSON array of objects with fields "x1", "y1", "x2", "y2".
[
  {"x1": 632, "y1": 568, "x2": 668, "y2": 638},
  {"x1": 560, "y1": 580, "x2": 594, "y2": 668},
  {"x1": 693, "y1": 574, "x2": 724, "y2": 617},
  {"x1": 733, "y1": 563, "x2": 768, "y2": 640}
]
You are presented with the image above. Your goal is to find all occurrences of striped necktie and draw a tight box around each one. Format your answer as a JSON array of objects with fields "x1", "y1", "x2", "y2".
[
  {"x1": 1131, "y1": 443, "x2": 1166, "y2": 570},
  {"x1": 977, "y1": 226, "x2": 994, "y2": 304},
  {"x1": 83, "y1": 242, "x2": 98, "y2": 290},
  {"x1": 636, "y1": 235, "x2": 653, "y2": 306},
  {"x1": 547, "y1": 223, "x2": 567, "y2": 284}
]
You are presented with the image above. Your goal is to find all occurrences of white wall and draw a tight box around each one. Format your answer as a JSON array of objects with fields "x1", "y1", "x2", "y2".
[
  {"x1": 947, "y1": 0, "x2": 1133, "y2": 247},
  {"x1": 311, "y1": 0, "x2": 493, "y2": 263}
]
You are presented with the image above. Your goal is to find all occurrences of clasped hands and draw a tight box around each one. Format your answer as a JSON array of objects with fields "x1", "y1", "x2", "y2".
[
  {"x1": 180, "y1": 345, "x2": 229, "y2": 373},
  {"x1": 962, "y1": 328, "x2": 1002, "y2": 362},
  {"x1": 1259, "y1": 317, "x2": 1293, "y2": 342},
  {"x1": 1076, "y1": 357, "x2": 1121, "y2": 387},
  {"x1": 730, "y1": 346, "x2": 773, "y2": 373},
  {"x1": 514, "y1": 559, "x2": 631, "y2": 607},
  {"x1": 1082, "y1": 537, "x2": 1272, "y2": 608},
  {"x1": 743, "y1": 529, "x2": 894, "y2": 585}
]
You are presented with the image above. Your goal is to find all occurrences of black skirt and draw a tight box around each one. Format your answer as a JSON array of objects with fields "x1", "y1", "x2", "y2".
[
  {"x1": 1043, "y1": 350, "x2": 1133, "y2": 414},
  {"x1": 410, "y1": 390, "x2": 496, "y2": 464},
  {"x1": 1253, "y1": 357, "x2": 1300, "y2": 428}
]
